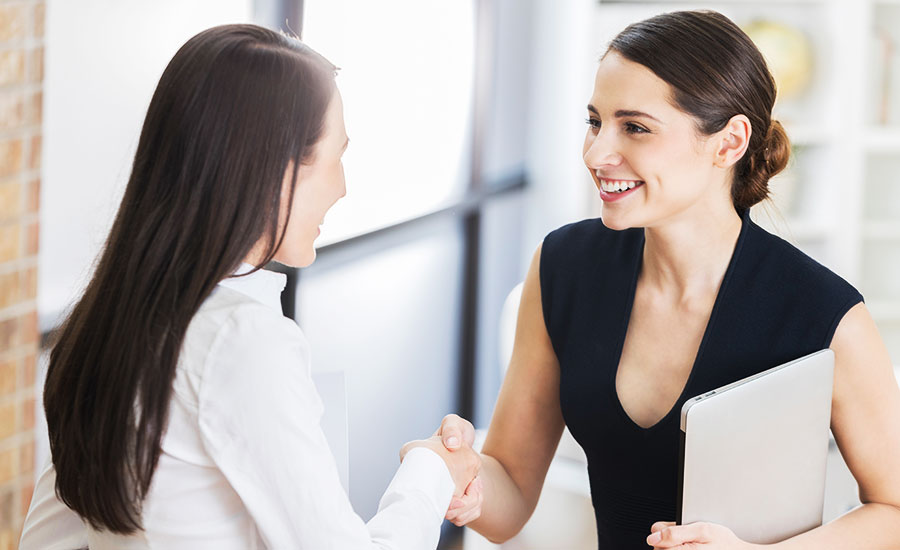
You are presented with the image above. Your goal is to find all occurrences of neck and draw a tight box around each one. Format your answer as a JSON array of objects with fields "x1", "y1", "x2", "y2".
[{"x1": 641, "y1": 204, "x2": 743, "y2": 301}]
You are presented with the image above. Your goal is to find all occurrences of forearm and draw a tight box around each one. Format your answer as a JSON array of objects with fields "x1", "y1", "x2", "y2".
[
  {"x1": 466, "y1": 454, "x2": 537, "y2": 543},
  {"x1": 771, "y1": 502, "x2": 900, "y2": 550}
]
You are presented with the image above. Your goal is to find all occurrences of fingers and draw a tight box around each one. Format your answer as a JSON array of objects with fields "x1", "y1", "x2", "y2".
[
  {"x1": 438, "y1": 414, "x2": 474, "y2": 450},
  {"x1": 650, "y1": 521, "x2": 675, "y2": 533},
  {"x1": 401, "y1": 436, "x2": 446, "y2": 462},
  {"x1": 444, "y1": 476, "x2": 484, "y2": 526},
  {"x1": 399, "y1": 438, "x2": 435, "y2": 462},
  {"x1": 646, "y1": 522, "x2": 714, "y2": 548},
  {"x1": 445, "y1": 477, "x2": 482, "y2": 520}
]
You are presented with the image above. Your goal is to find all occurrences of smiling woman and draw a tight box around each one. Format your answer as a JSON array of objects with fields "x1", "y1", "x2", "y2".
[
  {"x1": 427, "y1": 9, "x2": 900, "y2": 550},
  {"x1": 583, "y1": 10, "x2": 791, "y2": 231}
]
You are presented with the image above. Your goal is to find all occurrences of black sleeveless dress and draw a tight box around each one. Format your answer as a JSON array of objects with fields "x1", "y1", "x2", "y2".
[{"x1": 539, "y1": 209, "x2": 863, "y2": 549}]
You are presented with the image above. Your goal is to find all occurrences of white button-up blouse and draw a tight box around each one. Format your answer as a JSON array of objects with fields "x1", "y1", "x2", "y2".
[{"x1": 20, "y1": 265, "x2": 454, "y2": 549}]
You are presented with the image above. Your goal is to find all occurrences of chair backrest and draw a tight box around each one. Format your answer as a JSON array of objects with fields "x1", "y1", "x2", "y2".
[{"x1": 498, "y1": 282, "x2": 524, "y2": 376}]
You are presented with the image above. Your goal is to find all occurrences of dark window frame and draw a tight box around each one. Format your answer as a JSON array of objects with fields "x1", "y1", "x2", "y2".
[{"x1": 270, "y1": 0, "x2": 528, "y2": 426}]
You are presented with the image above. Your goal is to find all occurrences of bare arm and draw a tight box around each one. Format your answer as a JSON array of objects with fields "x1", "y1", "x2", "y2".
[{"x1": 771, "y1": 302, "x2": 900, "y2": 549}]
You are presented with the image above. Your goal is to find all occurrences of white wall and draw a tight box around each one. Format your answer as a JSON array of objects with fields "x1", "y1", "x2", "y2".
[
  {"x1": 39, "y1": 0, "x2": 253, "y2": 331},
  {"x1": 521, "y1": 0, "x2": 598, "y2": 265}
]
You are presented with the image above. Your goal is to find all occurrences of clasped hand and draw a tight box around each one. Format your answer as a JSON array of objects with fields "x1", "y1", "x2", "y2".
[
  {"x1": 647, "y1": 521, "x2": 761, "y2": 549},
  {"x1": 405, "y1": 416, "x2": 763, "y2": 549},
  {"x1": 400, "y1": 414, "x2": 484, "y2": 526}
]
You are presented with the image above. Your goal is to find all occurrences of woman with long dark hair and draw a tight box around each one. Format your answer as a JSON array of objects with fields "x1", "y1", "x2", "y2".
[
  {"x1": 20, "y1": 24, "x2": 479, "y2": 549},
  {"x1": 432, "y1": 10, "x2": 900, "y2": 549}
]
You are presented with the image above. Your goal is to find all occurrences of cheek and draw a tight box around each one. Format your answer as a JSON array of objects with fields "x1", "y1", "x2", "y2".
[
  {"x1": 330, "y1": 163, "x2": 346, "y2": 197},
  {"x1": 637, "y1": 138, "x2": 697, "y2": 182},
  {"x1": 582, "y1": 132, "x2": 593, "y2": 160}
]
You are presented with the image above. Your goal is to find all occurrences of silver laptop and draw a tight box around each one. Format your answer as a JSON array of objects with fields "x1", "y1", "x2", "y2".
[{"x1": 677, "y1": 349, "x2": 834, "y2": 544}]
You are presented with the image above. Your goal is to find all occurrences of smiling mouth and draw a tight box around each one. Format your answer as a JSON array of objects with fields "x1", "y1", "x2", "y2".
[{"x1": 598, "y1": 178, "x2": 644, "y2": 194}]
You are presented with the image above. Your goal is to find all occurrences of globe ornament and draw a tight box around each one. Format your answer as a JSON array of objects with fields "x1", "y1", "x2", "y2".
[{"x1": 743, "y1": 19, "x2": 814, "y2": 101}]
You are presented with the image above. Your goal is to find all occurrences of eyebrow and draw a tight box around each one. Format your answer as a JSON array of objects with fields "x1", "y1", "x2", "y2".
[{"x1": 587, "y1": 104, "x2": 662, "y2": 123}]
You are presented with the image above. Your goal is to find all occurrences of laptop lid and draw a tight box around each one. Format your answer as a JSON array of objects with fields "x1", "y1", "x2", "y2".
[{"x1": 677, "y1": 349, "x2": 834, "y2": 544}]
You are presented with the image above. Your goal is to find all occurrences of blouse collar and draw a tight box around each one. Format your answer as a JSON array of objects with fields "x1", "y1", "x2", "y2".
[{"x1": 218, "y1": 263, "x2": 287, "y2": 313}]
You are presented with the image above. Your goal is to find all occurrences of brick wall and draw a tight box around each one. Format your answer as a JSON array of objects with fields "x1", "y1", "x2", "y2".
[{"x1": 0, "y1": 1, "x2": 42, "y2": 547}]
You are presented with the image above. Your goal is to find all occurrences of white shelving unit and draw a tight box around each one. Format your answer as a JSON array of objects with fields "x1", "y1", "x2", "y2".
[{"x1": 863, "y1": 0, "x2": 900, "y2": 358}]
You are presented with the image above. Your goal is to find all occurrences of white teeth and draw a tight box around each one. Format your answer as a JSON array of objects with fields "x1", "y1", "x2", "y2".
[{"x1": 599, "y1": 179, "x2": 642, "y2": 193}]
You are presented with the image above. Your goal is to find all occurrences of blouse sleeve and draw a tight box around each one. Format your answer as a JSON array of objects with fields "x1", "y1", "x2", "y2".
[
  {"x1": 18, "y1": 459, "x2": 89, "y2": 550},
  {"x1": 197, "y1": 304, "x2": 454, "y2": 550}
]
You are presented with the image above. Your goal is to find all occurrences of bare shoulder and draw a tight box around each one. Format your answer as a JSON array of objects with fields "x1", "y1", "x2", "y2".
[{"x1": 830, "y1": 302, "x2": 894, "y2": 382}]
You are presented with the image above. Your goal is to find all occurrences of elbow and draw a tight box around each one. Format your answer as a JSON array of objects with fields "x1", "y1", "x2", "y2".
[
  {"x1": 476, "y1": 504, "x2": 537, "y2": 544},
  {"x1": 465, "y1": 519, "x2": 525, "y2": 545},
  {"x1": 484, "y1": 528, "x2": 523, "y2": 546}
]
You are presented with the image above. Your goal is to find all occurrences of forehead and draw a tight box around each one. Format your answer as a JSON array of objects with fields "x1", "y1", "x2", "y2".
[
  {"x1": 322, "y1": 89, "x2": 346, "y2": 140},
  {"x1": 591, "y1": 51, "x2": 673, "y2": 114}
]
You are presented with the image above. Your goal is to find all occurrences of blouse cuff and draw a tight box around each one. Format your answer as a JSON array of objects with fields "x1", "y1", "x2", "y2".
[{"x1": 379, "y1": 447, "x2": 455, "y2": 519}]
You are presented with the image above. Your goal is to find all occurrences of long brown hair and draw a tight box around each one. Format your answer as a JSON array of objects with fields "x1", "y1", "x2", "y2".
[
  {"x1": 607, "y1": 10, "x2": 791, "y2": 211},
  {"x1": 43, "y1": 24, "x2": 336, "y2": 533}
]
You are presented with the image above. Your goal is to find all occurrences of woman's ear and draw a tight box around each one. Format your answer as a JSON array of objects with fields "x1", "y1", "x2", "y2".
[{"x1": 713, "y1": 114, "x2": 752, "y2": 169}]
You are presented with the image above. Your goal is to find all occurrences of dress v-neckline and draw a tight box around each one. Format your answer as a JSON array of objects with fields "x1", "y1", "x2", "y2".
[{"x1": 609, "y1": 211, "x2": 751, "y2": 433}]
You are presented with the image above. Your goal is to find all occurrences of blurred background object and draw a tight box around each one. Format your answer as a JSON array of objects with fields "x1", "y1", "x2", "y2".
[
  {"x1": 743, "y1": 19, "x2": 814, "y2": 101},
  {"x1": 1, "y1": 0, "x2": 898, "y2": 548}
]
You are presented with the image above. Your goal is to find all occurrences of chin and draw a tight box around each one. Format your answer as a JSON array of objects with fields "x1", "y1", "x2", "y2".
[
  {"x1": 298, "y1": 250, "x2": 317, "y2": 268},
  {"x1": 273, "y1": 247, "x2": 317, "y2": 269},
  {"x1": 599, "y1": 207, "x2": 638, "y2": 231},
  {"x1": 294, "y1": 249, "x2": 317, "y2": 268}
]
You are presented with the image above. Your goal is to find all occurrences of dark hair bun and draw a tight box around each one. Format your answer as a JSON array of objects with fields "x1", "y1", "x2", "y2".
[{"x1": 734, "y1": 119, "x2": 791, "y2": 210}]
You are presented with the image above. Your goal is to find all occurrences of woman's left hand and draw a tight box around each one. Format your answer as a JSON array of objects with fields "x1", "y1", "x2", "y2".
[{"x1": 647, "y1": 521, "x2": 762, "y2": 549}]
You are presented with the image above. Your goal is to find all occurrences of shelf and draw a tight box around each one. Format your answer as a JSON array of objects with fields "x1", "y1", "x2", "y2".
[
  {"x1": 785, "y1": 125, "x2": 834, "y2": 147},
  {"x1": 864, "y1": 127, "x2": 900, "y2": 152},
  {"x1": 863, "y1": 221, "x2": 900, "y2": 239}
]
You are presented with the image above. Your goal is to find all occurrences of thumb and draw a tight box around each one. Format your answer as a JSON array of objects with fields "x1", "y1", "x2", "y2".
[
  {"x1": 651, "y1": 521, "x2": 675, "y2": 533},
  {"x1": 435, "y1": 414, "x2": 464, "y2": 449},
  {"x1": 442, "y1": 427, "x2": 461, "y2": 450}
]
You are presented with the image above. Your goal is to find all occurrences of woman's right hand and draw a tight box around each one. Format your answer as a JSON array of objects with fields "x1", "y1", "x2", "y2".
[
  {"x1": 433, "y1": 414, "x2": 484, "y2": 526},
  {"x1": 400, "y1": 436, "x2": 480, "y2": 498}
]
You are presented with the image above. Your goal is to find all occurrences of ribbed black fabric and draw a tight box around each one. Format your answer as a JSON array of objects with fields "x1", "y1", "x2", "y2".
[{"x1": 539, "y1": 209, "x2": 863, "y2": 549}]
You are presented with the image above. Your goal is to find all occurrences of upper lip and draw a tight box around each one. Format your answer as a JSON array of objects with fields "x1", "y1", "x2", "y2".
[{"x1": 595, "y1": 173, "x2": 643, "y2": 182}]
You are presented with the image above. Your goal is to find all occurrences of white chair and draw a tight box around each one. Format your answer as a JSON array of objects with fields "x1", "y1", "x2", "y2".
[{"x1": 463, "y1": 283, "x2": 597, "y2": 550}]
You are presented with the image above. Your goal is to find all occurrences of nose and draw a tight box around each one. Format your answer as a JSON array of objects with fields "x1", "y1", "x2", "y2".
[{"x1": 583, "y1": 128, "x2": 623, "y2": 170}]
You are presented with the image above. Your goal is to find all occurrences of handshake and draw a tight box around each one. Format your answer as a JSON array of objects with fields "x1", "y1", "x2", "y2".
[{"x1": 400, "y1": 414, "x2": 484, "y2": 526}]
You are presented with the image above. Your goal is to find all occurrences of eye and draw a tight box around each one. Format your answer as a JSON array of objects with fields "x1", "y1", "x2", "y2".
[
  {"x1": 585, "y1": 117, "x2": 601, "y2": 132},
  {"x1": 624, "y1": 122, "x2": 649, "y2": 135}
]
